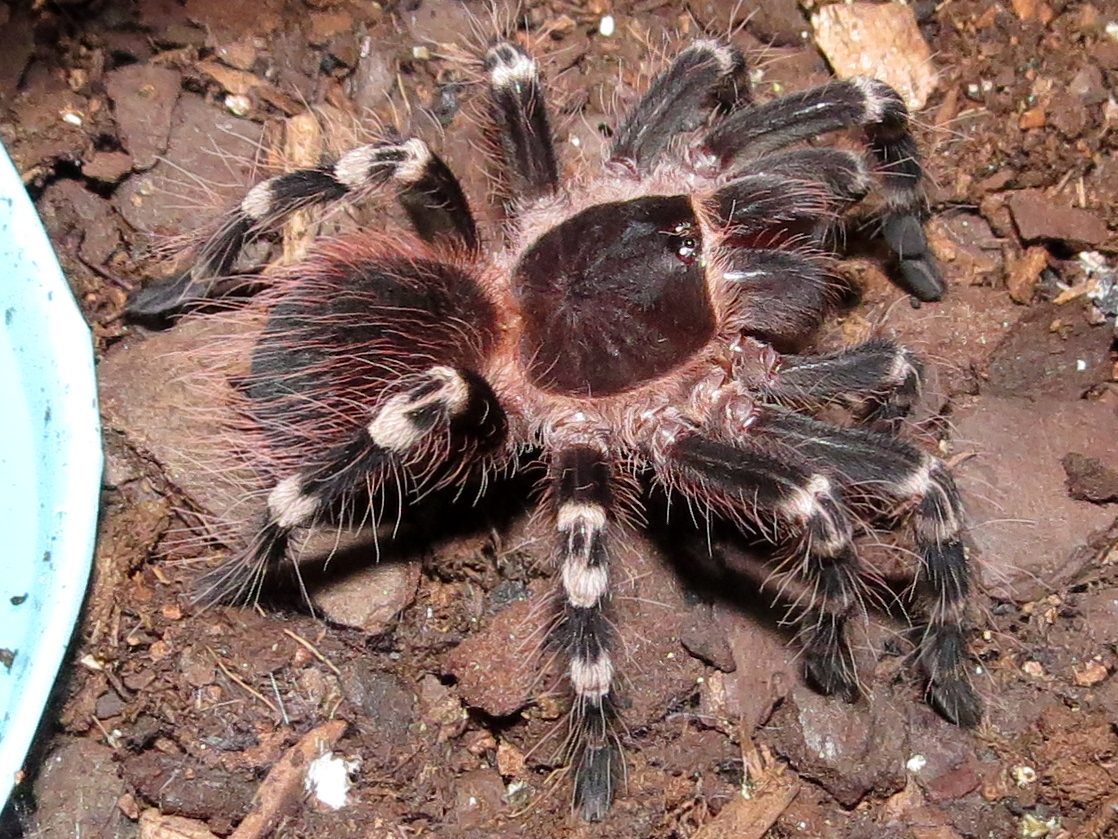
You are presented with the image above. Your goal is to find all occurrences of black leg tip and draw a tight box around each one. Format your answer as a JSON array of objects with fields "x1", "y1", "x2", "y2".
[
  {"x1": 804, "y1": 651, "x2": 860, "y2": 703},
  {"x1": 897, "y1": 257, "x2": 946, "y2": 302},
  {"x1": 574, "y1": 743, "x2": 617, "y2": 822},
  {"x1": 126, "y1": 271, "x2": 211, "y2": 320},
  {"x1": 928, "y1": 677, "x2": 983, "y2": 728}
]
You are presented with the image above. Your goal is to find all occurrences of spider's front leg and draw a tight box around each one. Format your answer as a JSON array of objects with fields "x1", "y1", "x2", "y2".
[
  {"x1": 700, "y1": 77, "x2": 943, "y2": 301},
  {"x1": 703, "y1": 172, "x2": 855, "y2": 346},
  {"x1": 196, "y1": 244, "x2": 509, "y2": 605},
  {"x1": 484, "y1": 43, "x2": 560, "y2": 204},
  {"x1": 130, "y1": 137, "x2": 477, "y2": 316},
  {"x1": 608, "y1": 40, "x2": 748, "y2": 174}
]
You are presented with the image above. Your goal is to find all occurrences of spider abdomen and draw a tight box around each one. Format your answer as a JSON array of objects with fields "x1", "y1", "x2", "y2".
[
  {"x1": 245, "y1": 243, "x2": 500, "y2": 466},
  {"x1": 513, "y1": 195, "x2": 715, "y2": 396}
]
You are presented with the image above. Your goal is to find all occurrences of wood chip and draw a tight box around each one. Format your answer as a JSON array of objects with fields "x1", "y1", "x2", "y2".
[
  {"x1": 1073, "y1": 661, "x2": 1109, "y2": 686},
  {"x1": 139, "y1": 810, "x2": 220, "y2": 839},
  {"x1": 281, "y1": 112, "x2": 323, "y2": 266},
  {"x1": 1006, "y1": 246, "x2": 1048, "y2": 304},
  {"x1": 199, "y1": 61, "x2": 262, "y2": 96},
  {"x1": 691, "y1": 779, "x2": 798, "y2": 839},
  {"x1": 230, "y1": 719, "x2": 348, "y2": 839},
  {"x1": 811, "y1": 3, "x2": 938, "y2": 110}
]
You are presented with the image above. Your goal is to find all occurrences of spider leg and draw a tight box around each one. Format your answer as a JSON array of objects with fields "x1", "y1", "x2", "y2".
[
  {"x1": 129, "y1": 138, "x2": 477, "y2": 316},
  {"x1": 654, "y1": 431, "x2": 864, "y2": 700},
  {"x1": 743, "y1": 148, "x2": 874, "y2": 205},
  {"x1": 761, "y1": 338, "x2": 925, "y2": 423},
  {"x1": 700, "y1": 79, "x2": 943, "y2": 301},
  {"x1": 717, "y1": 248, "x2": 836, "y2": 347},
  {"x1": 549, "y1": 444, "x2": 621, "y2": 821},
  {"x1": 609, "y1": 40, "x2": 746, "y2": 174},
  {"x1": 196, "y1": 365, "x2": 507, "y2": 605},
  {"x1": 736, "y1": 409, "x2": 981, "y2": 727},
  {"x1": 704, "y1": 171, "x2": 868, "y2": 346},
  {"x1": 703, "y1": 169, "x2": 841, "y2": 344},
  {"x1": 485, "y1": 43, "x2": 560, "y2": 202}
]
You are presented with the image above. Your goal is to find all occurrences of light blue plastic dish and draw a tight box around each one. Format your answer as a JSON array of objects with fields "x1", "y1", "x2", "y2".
[{"x1": 0, "y1": 144, "x2": 101, "y2": 803}]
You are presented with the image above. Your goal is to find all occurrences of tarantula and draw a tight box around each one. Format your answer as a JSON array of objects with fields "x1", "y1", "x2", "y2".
[{"x1": 158, "y1": 40, "x2": 980, "y2": 820}]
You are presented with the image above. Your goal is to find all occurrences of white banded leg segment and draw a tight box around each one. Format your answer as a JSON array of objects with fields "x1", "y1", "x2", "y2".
[
  {"x1": 780, "y1": 473, "x2": 855, "y2": 559},
  {"x1": 910, "y1": 461, "x2": 978, "y2": 726},
  {"x1": 610, "y1": 39, "x2": 746, "y2": 172},
  {"x1": 484, "y1": 42, "x2": 559, "y2": 199},
  {"x1": 734, "y1": 411, "x2": 980, "y2": 725},
  {"x1": 659, "y1": 433, "x2": 862, "y2": 699},
  {"x1": 569, "y1": 654, "x2": 614, "y2": 703},
  {"x1": 366, "y1": 366, "x2": 472, "y2": 452},
  {"x1": 550, "y1": 445, "x2": 621, "y2": 820},
  {"x1": 206, "y1": 141, "x2": 475, "y2": 285},
  {"x1": 552, "y1": 446, "x2": 616, "y2": 672},
  {"x1": 201, "y1": 367, "x2": 504, "y2": 603},
  {"x1": 267, "y1": 474, "x2": 321, "y2": 530}
]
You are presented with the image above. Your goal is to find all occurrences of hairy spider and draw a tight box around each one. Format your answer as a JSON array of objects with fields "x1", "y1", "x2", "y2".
[{"x1": 169, "y1": 40, "x2": 980, "y2": 820}]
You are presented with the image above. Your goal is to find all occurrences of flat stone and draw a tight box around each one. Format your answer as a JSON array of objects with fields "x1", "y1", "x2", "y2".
[
  {"x1": 762, "y1": 682, "x2": 909, "y2": 807},
  {"x1": 718, "y1": 604, "x2": 797, "y2": 732},
  {"x1": 116, "y1": 94, "x2": 262, "y2": 235},
  {"x1": 952, "y1": 395, "x2": 1118, "y2": 601},
  {"x1": 445, "y1": 595, "x2": 539, "y2": 718},
  {"x1": 98, "y1": 316, "x2": 260, "y2": 524},
  {"x1": 83, "y1": 150, "x2": 134, "y2": 183},
  {"x1": 811, "y1": 3, "x2": 938, "y2": 110},
  {"x1": 313, "y1": 554, "x2": 421, "y2": 634},
  {"x1": 1007, "y1": 189, "x2": 1109, "y2": 249},
  {"x1": 453, "y1": 767, "x2": 508, "y2": 828},
  {"x1": 985, "y1": 301, "x2": 1113, "y2": 400},
  {"x1": 105, "y1": 64, "x2": 181, "y2": 170},
  {"x1": 1062, "y1": 452, "x2": 1118, "y2": 503},
  {"x1": 32, "y1": 739, "x2": 135, "y2": 838},
  {"x1": 37, "y1": 178, "x2": 123, "y2": 267}
]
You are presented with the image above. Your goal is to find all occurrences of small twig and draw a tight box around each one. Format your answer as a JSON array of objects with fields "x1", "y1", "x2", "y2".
[
  {"x1": 210, "y1": 650, "x2": 279, "y2": 715},
  {"x1": 269, "y1": 673, "x2": 290, "y2": 726},
  {"x1": 283, "y1": 628, "x2": 341, "y2": 675}
]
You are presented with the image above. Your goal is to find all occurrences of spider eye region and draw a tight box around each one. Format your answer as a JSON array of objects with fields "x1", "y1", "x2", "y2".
[{"x1": 514, "y1": 196, "x2": 716, "y2": 396}]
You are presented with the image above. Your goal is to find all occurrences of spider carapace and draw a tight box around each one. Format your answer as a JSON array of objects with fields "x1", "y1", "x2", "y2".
[{"x1": 515, "y1": 196, "x2": 715, "y2": 395}]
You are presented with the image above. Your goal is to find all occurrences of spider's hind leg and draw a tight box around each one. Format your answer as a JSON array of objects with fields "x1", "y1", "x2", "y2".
[
  {"x1": 197, "y1": 366, "x2": 507, "y2": 606},
  {"x1": 548, "y1": 443, "x2": 624, "y2": 820},
  {"x1": 129, "y1": 138, "x2": 477, "y2": 316},
  {"x1": 196, "y1": 246, "x2": 507, "y2": 606}
]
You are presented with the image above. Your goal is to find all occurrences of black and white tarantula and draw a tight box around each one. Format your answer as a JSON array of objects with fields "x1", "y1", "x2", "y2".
[{"x1": 172, "y1": 39, "x2": 980, "y2": 820}]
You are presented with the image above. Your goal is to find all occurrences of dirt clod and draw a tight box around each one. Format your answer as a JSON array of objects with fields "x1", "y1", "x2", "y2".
[{"x1": 1062, "y1": 451, "x2": 1118, "y2": 503}]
